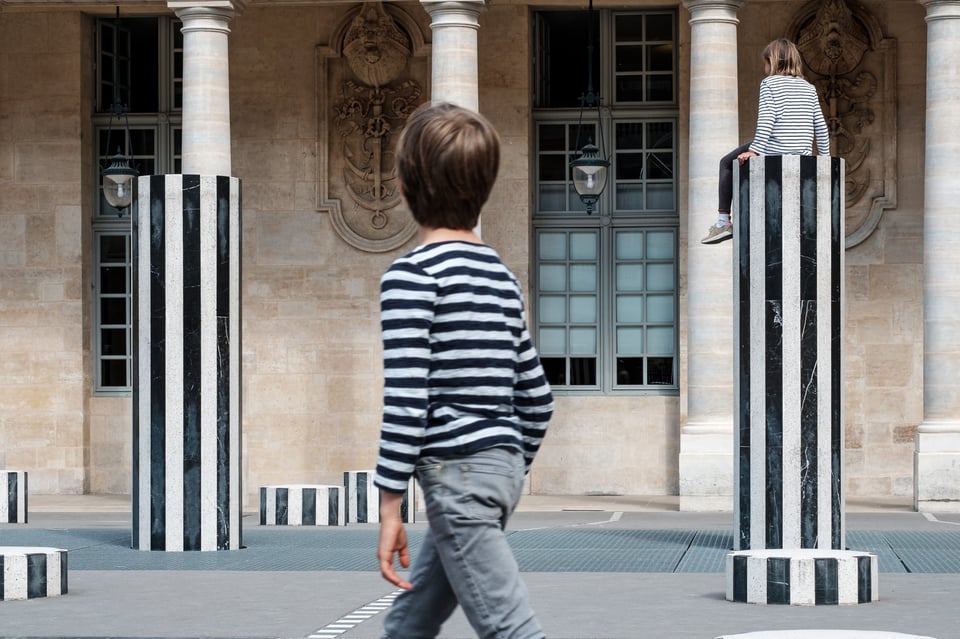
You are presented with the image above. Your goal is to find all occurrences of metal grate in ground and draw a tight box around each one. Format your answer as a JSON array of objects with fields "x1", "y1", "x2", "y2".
[{"x1": 3, "y1": 526, "x2": 960, "y2": 573}]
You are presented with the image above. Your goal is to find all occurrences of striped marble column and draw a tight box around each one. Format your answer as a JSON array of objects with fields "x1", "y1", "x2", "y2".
[
  {"x1": 727, "y1": 155, "x2": 876, "y2": 604},
  {"x1": 132, "y1": 174, "x2": 242, "y2": 551},
  {"x1": 733, "y1": 155, "x2": 844, "y2": 552},
  {"x1": 1, "y1": 471, "x2": 27, "y2": 524}
]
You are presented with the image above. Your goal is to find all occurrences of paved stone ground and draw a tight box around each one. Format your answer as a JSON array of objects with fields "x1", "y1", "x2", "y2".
[{"x1": 1, "y1": 498, "x2": 958, "y2": 639}]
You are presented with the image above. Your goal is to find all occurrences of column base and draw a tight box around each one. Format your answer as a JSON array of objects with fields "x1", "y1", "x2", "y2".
[
  {"x1": 726, "y1": 549, "x2": 878, "y2": 605},
  {"x1": 679, "y1": 424, "x2": 733, "y2": 512},
  {"x1": 914, "y1": 422, "x2": 960, "y2": 511}
]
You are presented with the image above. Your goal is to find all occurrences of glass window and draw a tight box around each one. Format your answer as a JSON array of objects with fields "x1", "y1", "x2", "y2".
[
  {"x1": 533, "y1": 8, "x2": 679, "y2": 393},
  {"x1": 93, "y1": 17, "x2": 181, "y2": 393}
]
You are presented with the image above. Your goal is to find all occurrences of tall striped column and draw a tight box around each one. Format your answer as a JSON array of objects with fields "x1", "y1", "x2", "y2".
[
  {"x1": 1, "y1": 471, "x2": 27, "y2": 523},
  {"x1": 727, "y1": 155, "x2": 877, "y2": 605},
  {"x1": 132, "y1": 174, "x2": 242, "y2": 551}
]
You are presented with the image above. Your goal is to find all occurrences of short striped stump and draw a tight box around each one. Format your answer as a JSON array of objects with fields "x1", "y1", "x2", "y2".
[
  {"x1": 344, "y1": 471, "x2": 415, "y2": 524},
  {"x1": 259, "y1": 485, "x2": 343, "y2": 526},
  {"x1": 1, "y1": 471, "x2": 27, "y2": 523},
  {"x1": 726, "y1": 549, "x2": 878, "y2": 605},
  {"x1": 0, "y1": 547, "x2": 68, "y2": 601}
]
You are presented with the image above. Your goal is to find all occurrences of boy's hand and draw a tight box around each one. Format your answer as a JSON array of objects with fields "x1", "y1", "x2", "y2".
[{"x1": 377, "y1": 491, "x2": 413, "y2": 590}]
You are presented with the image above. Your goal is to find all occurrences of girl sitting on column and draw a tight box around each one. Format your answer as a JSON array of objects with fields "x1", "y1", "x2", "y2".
[{"x1": 701, "y1": 38, "x2": 831, "y2": 244}]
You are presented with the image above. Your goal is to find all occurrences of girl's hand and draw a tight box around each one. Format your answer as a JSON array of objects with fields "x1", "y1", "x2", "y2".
[{"x1": 737, "y1": 150, "x2": 758, "y2": 164}]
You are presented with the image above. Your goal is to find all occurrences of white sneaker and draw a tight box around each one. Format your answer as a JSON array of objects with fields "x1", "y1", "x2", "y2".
[{"x1": 701, "y1": 222, "x2": 733, "y2": 244}]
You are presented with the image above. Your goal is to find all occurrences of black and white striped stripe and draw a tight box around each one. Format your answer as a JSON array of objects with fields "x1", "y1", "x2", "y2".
[
  {"x1": 733, "y1": 155, "x2": 845, "y2": 551},
  {"x1": 749, "y1": 75, "x2": 830, "y2": 156},
  {"x1": 132, "y1": 174, "x2": 242, "y2": 551},
  {"x1": 1, "y1": 471, "x2": 27, "y2": 523}
]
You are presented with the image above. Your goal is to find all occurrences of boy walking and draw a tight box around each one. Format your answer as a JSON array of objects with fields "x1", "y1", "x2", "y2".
[{"x1": 374, "y1": 102, "x2": 554, "y2": 639}]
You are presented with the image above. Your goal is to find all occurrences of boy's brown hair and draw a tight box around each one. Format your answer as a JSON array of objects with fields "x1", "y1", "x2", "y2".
[
  {"x1": 763, "y1": 38, "x2": 804, "y2": 78},
  {"x1": 395, "y1": 102, "x2": 501, "y2": 230}
]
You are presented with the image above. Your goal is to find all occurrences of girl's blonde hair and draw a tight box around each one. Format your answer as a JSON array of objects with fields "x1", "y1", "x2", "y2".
[{"x1": 763, "y1": 38, "x2": 804, "y2": 78}]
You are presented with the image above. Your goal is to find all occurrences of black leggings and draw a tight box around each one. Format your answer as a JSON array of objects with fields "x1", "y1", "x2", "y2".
[{"x1": 718, "y1": 143, "x2": 752, "y2": 213}]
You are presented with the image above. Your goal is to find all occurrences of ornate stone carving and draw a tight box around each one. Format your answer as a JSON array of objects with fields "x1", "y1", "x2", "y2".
[
  {"x1": 317, "y1": 3, "x2": 429, "y2": 252},
  {"x1": 789, "y1": 0, "x2": 897, "y2": 248}
]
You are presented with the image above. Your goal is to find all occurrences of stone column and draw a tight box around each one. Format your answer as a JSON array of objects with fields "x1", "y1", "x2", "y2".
[
  {"x1": 420, "y1": 0, "x2": 484, "y2": 111},
  {"x1": 916, "y1": 0, "x2": 960, "y2": 512},
  {"x1": 679, "y1": 0, "x2": 742, "y2": 510},
  {"x1": 168, "y1": 1, "x2": 245, "y2": 176}
]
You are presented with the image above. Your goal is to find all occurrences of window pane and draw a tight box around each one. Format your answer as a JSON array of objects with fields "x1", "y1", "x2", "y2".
[
  {"x1": 616, "y1": 14, "x2": 645, "y2": 40},
  {"x1": 538, "y1": 327, "x2": 566, "y2": 355},
  {"x1": 616, "y1": 122, "x2": 644, "y2": 148},
  {"x1": 539, "y1": 296, "x2": 566, "y2": 323},
  {"x1": 100, "y1": 235, "x2": 127, "y2": 262},
  {"x1": 646, "y1": 263, "x2": 674, "y2": 291},
  {"x1": 616, "y1": 76, "x2": 645, "y2": 102},
  {"x1": 617, "y1": 264, "x2": 644, "y2": 291},
  {"x1": 569, "y1": 295, "x2": 597, "y2": 323},
  {"x1": 569, "y1": 357, "x2": 597, "y2": 385},
  {"x1": 539, "y1": 154, "x2": 567, "y2": 181},
  {"x1": 648, "y1": 122, "x2": 673, "y2": 148},
  {"x1": 101, "y1": 298, "x2": 127, "y2": 325},
  {"x1": 616, "y1": 45, "x2": 644, "y2": 72},
  {"x1": 616, "y1": 232, "x2": 644, "y2": 259},
  {"x1": 616, "y1": 184, "x2": 644, "y2": 210},
  {"x1": 617, "y1": 295, "x2": 644, "y2": 322},
  {"x1": 646, "y1": 231, "x2": 675, "y2": 259},
  {"x1": 617, "y1": 327, "x2": 644, "y2": 354},
  {"x1": 101, "y1": 329, "x2": 127, "y2": 356},
  {"x1": 648, "y1": 44, "x2": 673, "y2": 71},
  {"x1": 100, "y1": 266, "x2": 127, "y2": 294},
  {"x1": 569, "y1": 232, "x2": 597, "y2": 260},
  {"x1": 616, "y1": 153, "x2": 645, "y2": 180},
  {"x1": 647, "y1": 326, "x2": 675, "y2": 354},
  {"x1": 648, "y1": 357, "x2": 674, "y2": 385},
  {"x1": 540, "y1": 264, "x2": 566, "y2": 291},
  {"x1": 646, "y1": 13, "x2": 673, "y2": 40},
  {"x1": 540, "y1": 185, "x2": 567, "y2": 211},
  {"x1": 616, "y1": 357, "x2": 644, "y2": 385},
  {"x1": 541, "y1": 357, "x2": 566, "y2": 385},
  {"x1": 646, "y1": 184, "x2": 674, "y2": 210},
  {"x1": 540, "y1": 233, "x2": 567, "y2": 260},
  {"x1": 570, "y1": 327, "x2": 596, "y2": 355},
  {"x1": 647, "y1": 74, "x2": 673, "y2": 101},
  {"x1": 539, "y1": 124, "x2": 566, "y2": 151},
  {"x1": 646, "y1": 153, "x2": 673, "y2": 179},
  {"x1": 569, "y1": 264, "x2": 597, "y2": 291},
  {"x1": 101, "y1": 359, "x2": 128, "y2": 388},
  {"x1": 646, "y1": 294, "x2": 675, "y2": 322}
]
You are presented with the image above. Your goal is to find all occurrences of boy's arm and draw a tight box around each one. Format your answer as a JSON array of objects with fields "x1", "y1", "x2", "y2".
[
  {"x1": 514, "y1": 327, "x2": 554, "y2": 471},
  {"x1": 373, "y1": 263, "x2": 437, "y2": 493}
]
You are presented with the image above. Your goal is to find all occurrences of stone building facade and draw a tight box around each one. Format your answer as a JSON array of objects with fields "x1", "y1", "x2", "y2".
[{"x1": 0, "y1": 0, "x2": 956, "y2": 511}]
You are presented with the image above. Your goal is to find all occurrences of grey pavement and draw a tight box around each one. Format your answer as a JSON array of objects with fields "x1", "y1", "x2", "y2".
[{"x1": 1, "y1": 495, "x2": 959, "y2": 639}]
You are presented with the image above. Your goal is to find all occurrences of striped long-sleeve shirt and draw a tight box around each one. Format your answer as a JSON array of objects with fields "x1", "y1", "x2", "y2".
[
  {"x1": 373, "y1": 241, "x2": 554, "y2": 494},
  {"x1": 749, "y1": 75, "x2": 830, "y2": 156}
]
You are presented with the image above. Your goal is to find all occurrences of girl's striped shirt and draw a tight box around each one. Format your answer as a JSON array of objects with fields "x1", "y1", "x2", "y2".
[
  {"x1": 749, "y1": 75, "x2": 831, "y2": 156},
  {"x1": 374, "y1": 241, "x2": 554, "y2": 494}
]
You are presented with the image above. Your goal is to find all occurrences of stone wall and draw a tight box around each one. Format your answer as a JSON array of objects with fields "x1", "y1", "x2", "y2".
[{"x1": 0, "y1": 12, "x2": 90, "y2": 494}]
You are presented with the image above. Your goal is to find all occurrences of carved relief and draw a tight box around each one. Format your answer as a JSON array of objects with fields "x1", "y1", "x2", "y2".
[
  {"x1": 317, "y1": 3, "x2": 429, "y2": 252},
  {"x1": 789, "y1": 0, "x2": 897, "y2": 248}
]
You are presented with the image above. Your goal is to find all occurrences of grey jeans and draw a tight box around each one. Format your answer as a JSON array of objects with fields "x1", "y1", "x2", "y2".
[{"x1": 381, "y1": 447, "x2": 544, "y2": 639}]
